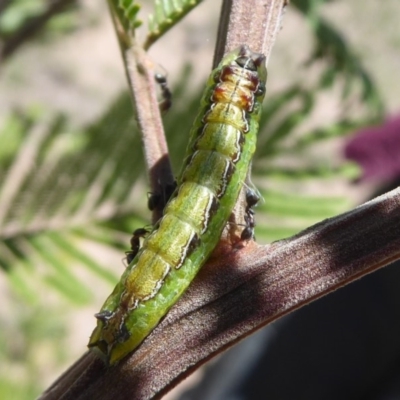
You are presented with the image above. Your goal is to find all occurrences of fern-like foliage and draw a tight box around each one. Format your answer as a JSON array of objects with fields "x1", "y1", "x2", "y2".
[
  {"x1": 292, "y1": 0, "x2": 383, "y2": 116},
  {"x1": 145, "y1": 0, "x2": 202, "y2": 48},
  {"x1": 0, "y1": 99, "x2": 150, "y2": 304},
  {"x1": 115, "y1": 0, "x2": 142, "y2": 30},
  {"x1": 0, "y1": 1, "x2": 387, "y2": 397},
  {"x1": 246, "y1": 88, "x2": 363, "y2": 241},
  {"x1": 120, "y1": 0, "x2": 142, "y2": 25},
  {"x1": 107, "y1": 0, "x2": 142, "y2": 48}
]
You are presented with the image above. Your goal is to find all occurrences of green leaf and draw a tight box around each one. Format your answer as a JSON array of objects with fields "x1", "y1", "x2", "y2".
[
  {"x1": 117, "y1": 0, "x2": 142, "y2": 29},
  {"x1": 145, "y1": 0, "x2": 202, "y2": 48}
]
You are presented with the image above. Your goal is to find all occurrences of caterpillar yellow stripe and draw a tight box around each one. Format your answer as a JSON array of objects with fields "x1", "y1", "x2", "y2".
[{"x1": 88, "y1": 45, "x2": 267, "y2": 365}]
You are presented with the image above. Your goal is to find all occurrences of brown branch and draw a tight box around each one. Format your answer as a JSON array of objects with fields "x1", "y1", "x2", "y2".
[
  {"x1": 214, "y1": 0, "x2": 289, "y2": 66},
  {"x1": 123, "y1": 45, "x2": 175, "y2": 222},
  {"x1": 39, "y1": 188, "x2": 400, "y2": 400},
  {"x1": 214, "y1": 0, "x2": 288, "y2": 237}
]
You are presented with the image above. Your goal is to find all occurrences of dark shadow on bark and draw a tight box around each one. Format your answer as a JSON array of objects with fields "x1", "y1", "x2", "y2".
[{"x1": 40, "y1": 188, "x2": 400, "y2": 400}]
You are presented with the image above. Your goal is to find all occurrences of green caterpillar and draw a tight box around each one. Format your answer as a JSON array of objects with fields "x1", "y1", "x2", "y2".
[{"x1": 88, "y1": 45, "x2": 267, "y2": 365}]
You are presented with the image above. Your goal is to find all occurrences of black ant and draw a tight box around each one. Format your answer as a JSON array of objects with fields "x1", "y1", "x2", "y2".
[
  {"x1": 240, "y1": 188, "x2": 260, "y2": 241},
  {"x1": 125, "y1": 227, "x2": 149, "y2": 264},
  {"x1": 155, "y1": 73, "x2": 172, "y2": 113}
]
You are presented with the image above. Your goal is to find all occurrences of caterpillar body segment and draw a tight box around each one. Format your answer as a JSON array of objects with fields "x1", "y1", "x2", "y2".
[{"x1": 88, "y1": 45, "x2": 267, "y2": 365}]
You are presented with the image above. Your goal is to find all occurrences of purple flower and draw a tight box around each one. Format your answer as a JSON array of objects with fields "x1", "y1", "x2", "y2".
[{"x1": 344, "y1": 114, "x2": 400, "y2": 182}]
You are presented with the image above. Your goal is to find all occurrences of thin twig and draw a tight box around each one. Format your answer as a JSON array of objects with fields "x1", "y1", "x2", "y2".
[
  {"x1": 108, "y1": 5, "x2": 175, "y2": 222},
  {"x1": 124, "y1": 45, "x2": 175, "y2": 222}
]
